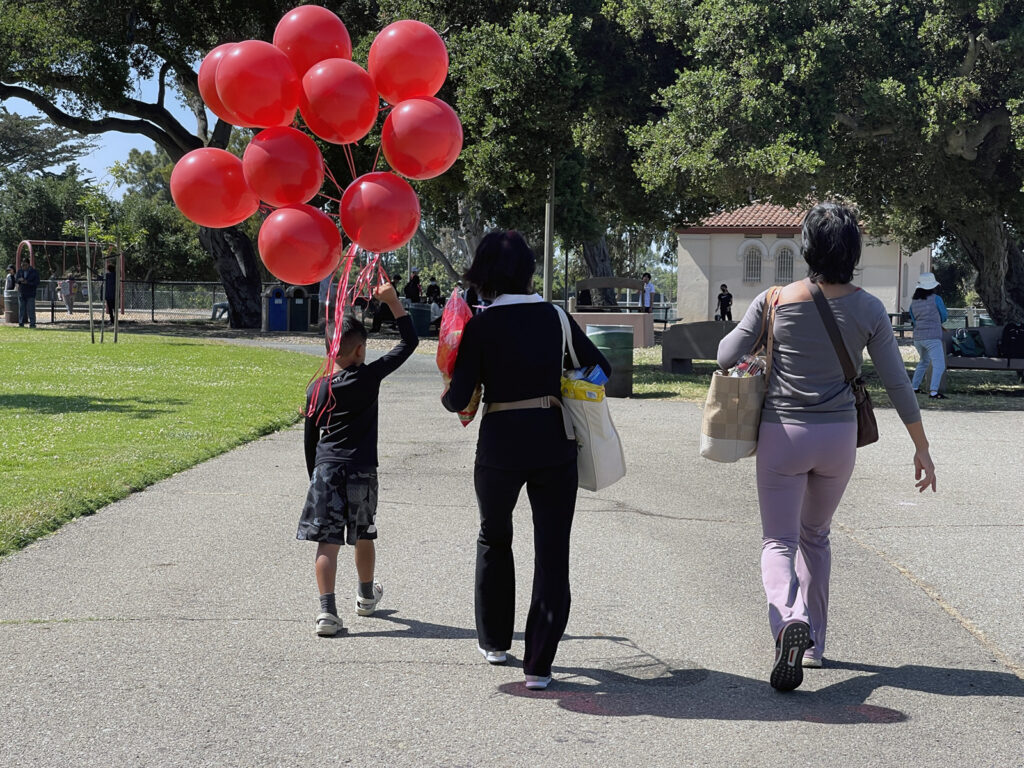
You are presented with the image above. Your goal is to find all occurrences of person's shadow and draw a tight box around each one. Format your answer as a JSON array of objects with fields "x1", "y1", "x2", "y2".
[
  {"x1": 335, "y1": 612, "x2": 1024, "y2": 725},
  {"x1": 497, "y1": 652, "x2": 1024, "y2": 725}
]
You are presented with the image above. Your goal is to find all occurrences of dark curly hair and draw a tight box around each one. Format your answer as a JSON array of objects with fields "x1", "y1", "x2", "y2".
[{"x1": 801, "y1": 202, "x2": 861, "y2": 284}]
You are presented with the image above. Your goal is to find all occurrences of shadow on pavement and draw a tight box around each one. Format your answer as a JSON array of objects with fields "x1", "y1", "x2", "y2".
[{"x1": 498, "y1": 654, "x2": 1024, "y2": 725}]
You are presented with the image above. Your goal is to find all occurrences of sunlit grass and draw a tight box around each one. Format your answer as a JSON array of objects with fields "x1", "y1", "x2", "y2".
[{"x1": 0, "y1": 327, "x2": 320, "y2": 557}]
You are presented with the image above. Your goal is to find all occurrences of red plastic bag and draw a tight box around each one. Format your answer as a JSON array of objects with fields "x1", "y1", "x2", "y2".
[
  {"x1": 436, "y1": 288, "x2": 481, "y2": 426},
  {"x1": 436, "y1": 288, "x2": 473, "y2": 376}
]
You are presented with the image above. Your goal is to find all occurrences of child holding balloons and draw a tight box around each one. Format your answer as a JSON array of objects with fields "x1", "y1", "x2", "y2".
[{"x1": 296, "y1": 281, "x2": 417, "y2": 636}]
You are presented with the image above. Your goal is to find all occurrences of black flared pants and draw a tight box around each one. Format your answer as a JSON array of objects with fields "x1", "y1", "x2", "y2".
[{"x1": 473, "y1": 460, "x2": 577, "y2": 677}]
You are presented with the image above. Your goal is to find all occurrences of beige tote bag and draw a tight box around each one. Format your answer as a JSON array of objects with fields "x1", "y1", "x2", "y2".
[{"x1": 700, "y1": 288, "x2": 780, "y2": 462}]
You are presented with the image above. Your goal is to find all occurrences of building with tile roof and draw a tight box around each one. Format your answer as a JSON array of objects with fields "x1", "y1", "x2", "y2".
[{"x1": 675, "y1": 203, "x2": 931, "y2": 323}]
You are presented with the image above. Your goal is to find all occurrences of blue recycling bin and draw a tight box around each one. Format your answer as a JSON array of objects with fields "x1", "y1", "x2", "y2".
[{"x1": 262, "y1": 286, "x2": 287, "y2": 331}]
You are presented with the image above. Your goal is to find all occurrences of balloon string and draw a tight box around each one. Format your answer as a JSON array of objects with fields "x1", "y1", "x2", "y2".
[
  {"x1": 323, "y1": 164, "x2": 346, "y2": 198},
  {"x1": 372, "y1": 142, "x2": 383, "y2": 173},
  {"x1": 342, "y1": 144, "x2": 358, "y2": 181},
  {"x1": 307, "y1": 243, "x2": 360, "y2": 423}
]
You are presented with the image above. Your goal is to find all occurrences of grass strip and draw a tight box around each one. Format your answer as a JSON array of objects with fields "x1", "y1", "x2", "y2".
[
  {"x1": 0, "y1": 327, "x2": 319, "y2": 557},
  {"x1": 631, "y1": 346, "x2": 1024, "y2": 409}
]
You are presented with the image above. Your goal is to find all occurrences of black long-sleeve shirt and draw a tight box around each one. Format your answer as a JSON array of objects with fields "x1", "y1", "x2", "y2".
[
  {"x1": 304, "y1": 314, "x2": 418, "y2": 475},
  {"x1": 442, "y1": 301, "x2": 611, "y2": 469}
]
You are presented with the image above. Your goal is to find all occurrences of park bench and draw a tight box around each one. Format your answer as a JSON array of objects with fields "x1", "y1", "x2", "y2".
[
  {"x1": 574, "y1": 277, "x2": 647, "y2": 312},
  {"x1": 942, "y1": 325, "x2": 1024, "y2": 381},
  {"x1": 661, "y1": 320, "x2": 737, "y2": 373}
]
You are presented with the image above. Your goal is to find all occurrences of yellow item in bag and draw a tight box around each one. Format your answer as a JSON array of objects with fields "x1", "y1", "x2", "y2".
[{"x1": 561, "y1": 377, "x2": 605, "y2": 403}]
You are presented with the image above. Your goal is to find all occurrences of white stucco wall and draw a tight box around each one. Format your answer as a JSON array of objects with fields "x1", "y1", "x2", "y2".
[{"x1": 676, "y1": 232, "x2": 933, "y2": 321}]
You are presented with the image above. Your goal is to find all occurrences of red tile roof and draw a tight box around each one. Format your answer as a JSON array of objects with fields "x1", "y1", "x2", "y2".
[{"x1": 679, "y1": 203, "x2": 808, "y2": 233}]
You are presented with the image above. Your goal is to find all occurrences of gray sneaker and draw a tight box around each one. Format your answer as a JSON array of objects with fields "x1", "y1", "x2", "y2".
[
  {"x1": 356, "y1": 581, "x2": 383, "y2": 616},
  {"x1": 315, "y1": 612, "x2": 343, "y2": 637}
]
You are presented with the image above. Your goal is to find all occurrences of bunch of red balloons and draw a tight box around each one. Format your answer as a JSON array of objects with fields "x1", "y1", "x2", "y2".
[{"x1": 169, "y1": 5, "x2": 463, "y2": 285}]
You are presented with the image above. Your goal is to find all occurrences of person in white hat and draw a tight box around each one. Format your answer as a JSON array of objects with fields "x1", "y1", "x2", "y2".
[{"x1": 909, "y1": 272, "x2": 948, "y2": 399}]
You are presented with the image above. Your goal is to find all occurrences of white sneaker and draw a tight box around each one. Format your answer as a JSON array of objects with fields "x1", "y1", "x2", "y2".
[
  {"x1": 315, "y1": 612, "x2": 343, "y2": 637},
  {"x1": 802, "y1": 655, "x2": 823, "y2": 668},
  {"x1": 355, "y1": 581, "x2": 383, "y2": 616},
  {"x1": 525, "y1": 675, "x2": 552, "y2": 690},
  {"x1": 478, "y1": 645, "x2": 508, "y2": 665}
]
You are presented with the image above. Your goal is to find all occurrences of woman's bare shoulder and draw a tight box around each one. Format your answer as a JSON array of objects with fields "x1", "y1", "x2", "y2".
[{"x1": 776, "y1": 280, "x2": 811, "y2": 306}]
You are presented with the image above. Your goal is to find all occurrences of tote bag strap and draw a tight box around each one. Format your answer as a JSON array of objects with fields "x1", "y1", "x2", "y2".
[
  {"x1": 808, "y1": 280, "x2": 858, "y2": 383},
  {"x1": 750, "y1": 286, "x2": 782, "y2": 375},
  {"x1": 553, "y1": 304, "x2": 581, "y2": 369}
]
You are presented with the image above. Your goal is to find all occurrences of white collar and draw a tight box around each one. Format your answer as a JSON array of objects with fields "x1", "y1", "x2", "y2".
[{"x1": 487, "y1": 293, "x2": 545, "y2": 308}]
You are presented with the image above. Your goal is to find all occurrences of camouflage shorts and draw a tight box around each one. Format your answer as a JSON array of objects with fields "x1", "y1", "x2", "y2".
[{"x1": 297, "y1": 464, "x2": 378, "y2": 545}]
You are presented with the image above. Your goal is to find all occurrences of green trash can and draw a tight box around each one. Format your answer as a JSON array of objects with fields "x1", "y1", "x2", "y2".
[
  {"x1": 409, "y1": 302, "x2": 432, "y2": 337},
  {"x1": 586, "y1": 324, "x2": 634, "y2": 397}
]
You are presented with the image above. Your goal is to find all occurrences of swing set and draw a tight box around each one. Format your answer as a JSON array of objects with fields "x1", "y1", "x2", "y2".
[{"x1": 14, "y1": 239, "x2": 126, "y2": 342}]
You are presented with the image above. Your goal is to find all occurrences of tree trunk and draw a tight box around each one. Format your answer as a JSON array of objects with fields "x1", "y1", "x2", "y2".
[
  {"x1": 415, "y1": 229, "x2": 462, "y2": 283},
  {"x1": 947, "y1": 214, "x2": 1024, "y2": 324},
  {"x1": 582, "y1": 235, "x2": 618, "y2": 306},
  {"x1": 198, "y1": 226, "x2": 263, "y2": 329}
]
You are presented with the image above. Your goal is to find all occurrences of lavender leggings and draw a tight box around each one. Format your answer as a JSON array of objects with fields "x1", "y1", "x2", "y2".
[{"x1": 756, "y1": 420, "x2": 857, "y2": 659}]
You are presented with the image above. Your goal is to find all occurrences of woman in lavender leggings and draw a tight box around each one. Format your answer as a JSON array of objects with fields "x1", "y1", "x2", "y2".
[{"x1": 718, "y1": 202, "x2": 937, "y2": 691}]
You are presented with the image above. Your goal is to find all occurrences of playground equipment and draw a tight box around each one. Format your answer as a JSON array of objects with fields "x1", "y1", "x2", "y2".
[{"x1": 14, "y1": 239, "x2": 125, "y2": 342}]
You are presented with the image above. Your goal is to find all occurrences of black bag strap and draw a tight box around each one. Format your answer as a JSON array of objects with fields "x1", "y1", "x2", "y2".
[{"x1": 808, "y1": 279, "x2": 858, "y2": 383}]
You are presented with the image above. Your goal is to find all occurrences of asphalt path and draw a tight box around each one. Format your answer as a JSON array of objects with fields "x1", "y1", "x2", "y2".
[{"x1": 2, "y1": 346, "x2": 1023, "y2": 767}]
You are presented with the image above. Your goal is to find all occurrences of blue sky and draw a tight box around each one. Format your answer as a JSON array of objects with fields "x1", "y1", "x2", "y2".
[{"x1": 5, "y1": 77, "x2": 201, "y2": 195}]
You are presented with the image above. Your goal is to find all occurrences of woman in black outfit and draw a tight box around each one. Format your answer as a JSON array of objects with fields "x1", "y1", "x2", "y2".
[{"x1": 442, "y1": 231, "x2": 611, "y2": 691}]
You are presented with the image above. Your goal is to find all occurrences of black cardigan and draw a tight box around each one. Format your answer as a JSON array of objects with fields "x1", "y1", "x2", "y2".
[{"x1": 442, "y1": 301, "x2": 611, "y2": 469}]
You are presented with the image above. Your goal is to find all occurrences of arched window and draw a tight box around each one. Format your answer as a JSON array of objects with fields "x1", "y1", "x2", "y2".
[
  {"x1": 743, "y1": 246, "x2": 762, "y2": 283},
  {"x1": 775, "y1": 246, "x2": 794, "y2": 283}
]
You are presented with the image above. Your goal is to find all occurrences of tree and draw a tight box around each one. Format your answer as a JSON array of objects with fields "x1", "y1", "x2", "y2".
[
  {"x1": 0, "y1": 166, "x2": 91, "y2": 265},
  {"x1": 0, "y1": 0, "x2": 326, "y2": 326},
  {"x1": 371, "y1": 2, "x2": 682, "y2": 303},
  {"x1": 0, "y1": 108, "x2": 96, "y2": 173},
  {"x1": 625, "y1": 0, "x2": 1024, "y2": 322}
]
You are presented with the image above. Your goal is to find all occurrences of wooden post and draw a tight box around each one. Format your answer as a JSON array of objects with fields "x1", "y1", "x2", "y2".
[{"x1": 85, "y1": 217, "x2": 95, "y2": 344}]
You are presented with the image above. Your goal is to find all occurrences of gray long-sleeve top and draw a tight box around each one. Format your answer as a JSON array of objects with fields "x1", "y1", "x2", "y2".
[{"x1": 717, "y1": 288, "x2": 921, "y2": 425}]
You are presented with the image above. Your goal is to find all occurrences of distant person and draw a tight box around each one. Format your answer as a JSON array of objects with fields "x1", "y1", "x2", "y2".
[
  {"x1": 297, "y1": 282, "x2": 418, "y2": 637},
  {"x1": 104, "y1": 263, "x2": 117, "y2": 324},
  {"x1": 60, "y1": 273, "x2": 77, "y2": 316},
  {"x1": 371, "y1": 273, "x2": 401, "y2": 333},
  {"x1": 425, "y1": 275, "x2": 442, "y2": 304},
  {"x1": 909, "y1": 273, "x2": 948, "y2": 399},
  {"x1": 404, "y1": 268, "x2": 422, "y2": 303},
  {"x1": 4, "y1": 265, "x2": 15, "y2": 291},
  {"x1": 716, "y1": 284, "x2": 733, "y2": 322},
  {"x1": 717, "y1": 202, "x2": 935, "y2": 691},
  {"x1": 640, "y1": 272, "x2": 655, "y2": 313},
  {"x1": 14, "y1": 261, "x2": 40, "y2": 328}
]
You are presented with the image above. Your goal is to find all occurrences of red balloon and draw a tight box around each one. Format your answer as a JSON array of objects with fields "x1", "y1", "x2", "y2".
[
  {"x1": 300, "y1": 59, "x2": 379, "y2": 145},
  {"x1": 170, "y1": 148, "x2": 259, "y2": 229},
  {"x1": 198, "y1": 44, "x2": 253, "y2": 127},
  {"x1": 242, "y1": 127, "x2": 325, "y2": 207},
  {"x1": 381, "y1": 97, "x2": 463, "y2": 180},
  {"x1": 273, "y1": 5, "x2": 352, "y2": 77},
  {"x1": 368, "y1": 20, "x2": 448, "y2": 105},
  {"x1": 258, "y1": 205, "x2": 343, "y2": 285},
  {"x1": 341, "y1": 173, "x2": 420, "y2": 253},
  {"x1": 216, "y1": 40, "x2": 300, "y2": 128}
]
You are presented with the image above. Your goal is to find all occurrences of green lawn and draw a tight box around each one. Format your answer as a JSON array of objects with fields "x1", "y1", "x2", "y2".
[
  {"x1": 0, "y1": 328, "x2": 320, "y2": 557},
  {"x1": 631, "y1": 345, "x2": 1024, "y2": 409}
]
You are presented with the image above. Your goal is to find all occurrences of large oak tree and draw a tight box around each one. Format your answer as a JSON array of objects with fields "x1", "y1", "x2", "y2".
[{"x1": 624, "y1": 0, "x2": 1024, "y2": 322}]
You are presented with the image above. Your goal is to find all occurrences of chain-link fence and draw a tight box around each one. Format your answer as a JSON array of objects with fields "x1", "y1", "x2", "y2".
[{"x1": 23, "y1": 280, "x2": 290, "y2": 324}]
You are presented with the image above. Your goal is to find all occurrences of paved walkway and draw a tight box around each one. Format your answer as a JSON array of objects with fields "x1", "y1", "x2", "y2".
[{"x1": 2, "y1": 351, "x2": 1023, "y2": 766}]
